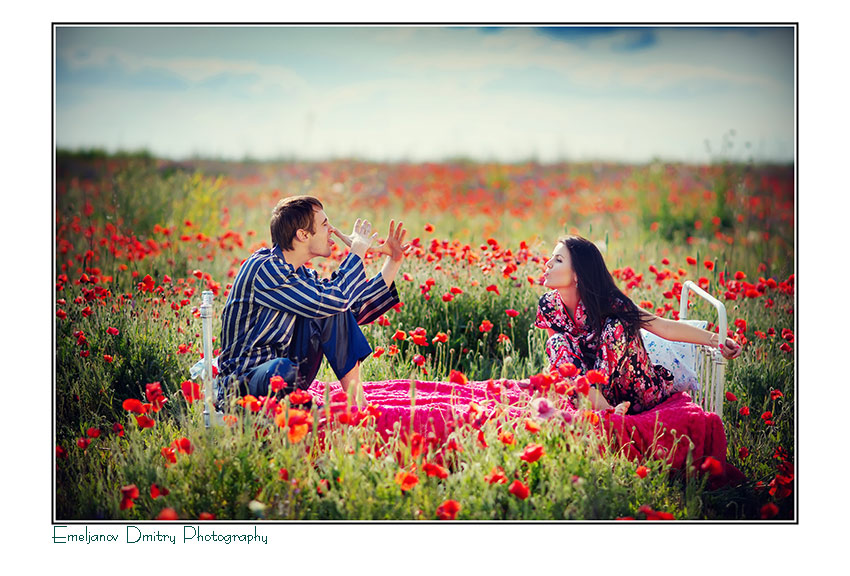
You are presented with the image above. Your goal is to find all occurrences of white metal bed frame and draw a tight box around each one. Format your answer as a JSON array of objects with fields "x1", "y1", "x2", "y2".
[{"x1": 197, "y1": 279, "x2": 729, "y2": 427}]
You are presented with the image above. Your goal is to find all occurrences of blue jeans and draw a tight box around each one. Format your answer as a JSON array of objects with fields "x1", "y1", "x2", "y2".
[{"x1": 240, "y1": 310, "x2": 372, "y2": 398}]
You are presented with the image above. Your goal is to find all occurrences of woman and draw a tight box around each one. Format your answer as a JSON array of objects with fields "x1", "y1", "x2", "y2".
[{"x1": 536, "y1": 236, "x2": 742, "y2": 416}]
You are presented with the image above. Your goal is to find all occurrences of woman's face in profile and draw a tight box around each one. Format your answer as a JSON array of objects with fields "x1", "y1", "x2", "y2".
[{"x1": 543, "y1": 243, "x2": 577, "y2": 289}]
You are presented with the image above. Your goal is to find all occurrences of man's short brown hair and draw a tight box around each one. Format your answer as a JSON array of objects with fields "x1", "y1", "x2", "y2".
[{"x1": 270, "y1": 196, "x2": 324, "y2": 250}]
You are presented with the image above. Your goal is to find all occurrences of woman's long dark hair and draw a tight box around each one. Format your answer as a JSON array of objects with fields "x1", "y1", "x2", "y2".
[{"x1": 560, "y1": 235, "x2": 651, "y2": 340}]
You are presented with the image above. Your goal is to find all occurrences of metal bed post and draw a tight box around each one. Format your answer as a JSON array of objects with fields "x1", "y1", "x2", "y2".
[{"x1": 679, "y1": 280, "x2": 727, "y2": 420}]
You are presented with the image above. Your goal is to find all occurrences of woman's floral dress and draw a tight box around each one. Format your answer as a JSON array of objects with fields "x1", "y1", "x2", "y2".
[{"x1": 535, "y1": 290, "x2": 674, "y2": 414}]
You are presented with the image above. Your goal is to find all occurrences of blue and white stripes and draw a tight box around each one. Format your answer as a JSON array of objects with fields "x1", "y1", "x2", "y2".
[{"x1": 218, "y1": 245, "x2": 399, "y2": 383}]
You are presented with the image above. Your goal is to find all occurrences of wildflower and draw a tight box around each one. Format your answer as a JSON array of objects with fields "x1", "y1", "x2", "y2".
[
  {"x1": 725, "y1": 391, "x2": 738, "y2": 402},
  {"x1": 150, "y1": 483, "x2": 170, "y2": 499},
  {"x1": 639, "y1": 505, "x2": 674, "y2": 520},
  {"x1": 424, "y1": 223, "x2": 434, "y2": 233},
  {"x1": 106, "y1": 326, "x2": 119, "y2": 336},
  {"x1": 238, "y1": 395, "x2": 262, "y2": 412},
  {"x1": 508, "y1": 480, "x2": 530, "y2": 500},
  {"x1": 86, "y1": 427, "x2": 100, "y2": 439},
  {"x1": 636, "y1": 465, "x2": 649, "y2": 479},
  {"x1": 288, "y1": 389, "x2": 312, "y2": 405},
  {"x1": 505, "y1": 308, "x2": 519, "y2": 318},
  {"x1": 373, "y1": 347, "x2": 385, "y2": 358},
  {"x1": 686, "y1": 257, "x2": 697, "y2": 265},
  {"x1": 112, "y1": 422, "x2": 124, "y2": 437},
  {"x1": 422, "y1": 461, "x2": 449, "y2": 479},
  {"x1": 76, "y1": 437, "x2": 91, "y2": 450},
  {"x1": 432, "y1": 332, "x2": 448, "y2": 344},
  {"x1": 103, "y1": 354, "x2": 114, "y2": 363},
  {"x1": 524, "y1": 419, "x2": 542, "y2": 434},
  {"x1": 558, "y1": 363, "x2": 578, "y2": 378},
  {"x1": 394, "y1": 470, "x2": 419, "y2": 492},
  {"x1": 485, "y1": 466, "x2": 508, "y2": 485},
  {"x1": 586, "y1": 370, "x2": 607, "y2": 386},
  {"x1": 441, "y1": 292, "x2": 454, "y2": 302},
  {"x1": 145, "y1": 382, "x2": 168, "y2": 412},
  {"x1": 519, "y1": 443, "x2": 545, "y2": 463},
  {"x1": 700, "y1": 457, "x2": 723, "y2": 477},
  {"x1": 739, "y1": 406, "x2": 750, "y2": 416},
  {"x1": 449, "y1": 370, "x2": 468, "y2": 386},
  {"x1": 181, "y1": 380, "x2": 201, "y2": 403},
  {"x1": 122, "y1": 398, "x2": 148, "y2": 414},
  {"x1": 156, "y1": 508, "x2": 179, "y2": 520},
  {"x1": 173, "y1": 437, "x2": 194, "y2": 455},
  {"x1": 738, "y1": 447, "x2": 750, "y2": 460},
  {"x1": 56, "y1": 309, "x2": 67, "y2": 320},
  {"x1": 135, "y1": 414, "x2": 156, "y2": 429},
  {"x1": 161, "y1": 446, "x2": 177, "y2": 465},
  {"x1": 388, "y1": 345, "x2": 399, "y2": 355},
  {"x1": 761, "y1": 411, "x2": 775, "y2": 426},
  {"x1": 770, "y1": 389, "x2": 784, "y2": 401},
  {"x1": 486, "y1": 284, "x2": 500, "y2": 296},
  {"x1": 760, "y1": 503, "x2": 779, "y2": 519},
  {"x1": 392, "y1": 330, "x2": 407, "y2": 341},
  {"x1": 435, "y1": 499, "x2": 461, "y2": 520},
  {"x1": 120, "y1": 484, "x2": 140, "y2": 510},
  {"x1": 412, "y1": 354, "x2": 426, "y2": 367},
  {"x1": 498, "y1": 431, "x2": 516, "y2": 445}
]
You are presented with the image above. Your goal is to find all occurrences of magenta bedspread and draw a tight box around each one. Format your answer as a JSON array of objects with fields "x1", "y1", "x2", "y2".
[{"x1": 307, "y1": 379, "x2": 735, "y2": 481}]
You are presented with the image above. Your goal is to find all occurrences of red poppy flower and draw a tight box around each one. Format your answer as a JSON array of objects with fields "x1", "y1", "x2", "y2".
[
  {"x1": 498, "y1": 431, "x2": 516, "y2": 445},
  {"x1": 135, "y1": 414, "x2": 156, "y2": 429},
  {"x1": 174, "y1": 437, "x2": 194, "y2": 455},
  {"x1": 106, "y1": 326, "x2": 120, "y2": 336},
  {"x1": 86, "y1": 427, "x2": 101, "y2": 438},
  {"x1": 394, "y1": 470, "x2": 419, "y2": 491},
  {"x1": 198, "y1": 512, "x2": 216, "y2": 520},
  {"x1": 738, "y1": 447, "x2": 750, "y2": 460},
  {"x1": 56, "y1": 445, "x2": 67, "y2": 460},
  {"x1": 770, "y1": 389, "x2": 784, "y2": 401},
  {"x1": 56, "y1": 309, "x2": 67, "y2": 320},
  {"x1": 156, "y1": 507, "x2": 179, "y2": 520},
  {"x1": 478, "y1": 319, "x2": 494, "y2": 333},
  {"x1": 636, "y1": 465, "x2": 649, "y2": 479},
  {"x1": 120, "y1": 484, "x2": 140, "y2": 510},
  {"x1": 76, "y1": 437, "x2": 91, "y2": 450},
  {"x1": 150, "y1": 483, "x2": 170, "y2": 499},
  {"x1": 103, "y1": 354, "x2": 114, "y2": 363},
  {"x1": 279, "y1": 468, "x2": 289, "y2": 481},
  {"x1": 435, "y1": 499, "x2": 461, "y2": 520},
  {"x1": 558, "y1": 363, "x2": 578, "y2": 378},
  {"x1": 700, "y1": 457, "x2": 723, "y2": 477},
  {"x1": 508, "y1": 480, "x2": 530, "y2": 500},
  {"x1": 586, "y1": 370, "x2": 607, "y2": 386},
  {"x1": 575, "y1": 375, "x2": 590, "y2": 396},
  {"x1": 639, "y1": 505, "x2": 675, "y2": 520},
  {"x1": 432, "y1": 332, "x2": 449, "y2": 344},
  {"x1": 505, "y1": 308, "x2": 519, "y2": 318},
  {"x1": 269, "y1": 375, "x2": 286, "y2": 393},
  {"x1": 159, "y1": 446, "x2": 177, "y2": 465},
  {"x1": 760, "y1": 502, "x2": 779, "y2": 519},
  {"x1": 392, "y1": 329, "x2": 407, "y2": 341},
  {"x1": 725, "y1": 391, "x2": 738, "y2": 402},
  {"x1": 524, "y1": 419, "x2": 541, "y2": 434},
  {"x1": 686, "y1": 257, "x2": 697, "y2": 266},
  {"x1": 372, "y1": 347, "x2": 385, "y2": 358},
  {"x1": 485, "y1": 466, "x2": 508, "y2": 485},
  {"x1": 122, "y1": 398, "x2": 147, "y2": 414},
  {"x1": 181, "y1": 380, "x2": 201, "y2": 403},
  {"x1": 449, "y1": 370, "x2": 468, "y2": 386},
  {"x1": 486, "y1": 284, "x2": 500, "y2": 296},
  {"x1": 519, "y1": 443, "x2": 545, "y2": 463},
  {"x1": 422, "y1": 461, "x2": 449, "y2": 479},
  {"x1": 412, "y1": 354, "x2": 426, "y2": 367},
  {"x1": 145, "y1": 382, "x2": 168, "y2": 411},
  {"x1": 739, "y1": 406, "x2": 750, "y2": 416},
  {"x1": 424, "y1": 223, "x2": 434, "y2": 233},
  {"x1": 288, "y1": 389, "x2": 312, "y2": 405},
  {"x1": 704, "y1": 260, "x2": 714, "y2": 270}
]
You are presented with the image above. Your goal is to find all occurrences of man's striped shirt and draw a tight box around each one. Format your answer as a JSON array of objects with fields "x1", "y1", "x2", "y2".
[{"x1": 218, "y1": 245, "x2": 399, "y2": 387}]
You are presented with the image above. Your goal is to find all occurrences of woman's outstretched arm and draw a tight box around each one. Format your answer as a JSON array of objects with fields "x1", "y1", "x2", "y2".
[{"x1": 641, "y1": 313, "x2": 742, "y2": 359}]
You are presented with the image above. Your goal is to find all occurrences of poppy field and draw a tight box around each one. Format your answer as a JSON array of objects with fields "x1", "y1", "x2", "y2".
[{"x1": 54, "y1": 151, "x2": 795, "y2": 521}]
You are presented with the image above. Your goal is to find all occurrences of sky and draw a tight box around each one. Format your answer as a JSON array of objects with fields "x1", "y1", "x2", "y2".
[{"x1": 54, "y1": 25, "x2": 795, "y2": 164}]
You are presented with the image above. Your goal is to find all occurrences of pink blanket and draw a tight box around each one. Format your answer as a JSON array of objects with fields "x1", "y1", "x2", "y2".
[{"x1": 307, "y1": 379, "x2": 738, "y2": 483}]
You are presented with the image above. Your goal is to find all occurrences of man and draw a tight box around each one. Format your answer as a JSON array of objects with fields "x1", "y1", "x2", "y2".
[{"x1": 217, "y1": 195, "x2": 407, "y2": 409}]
